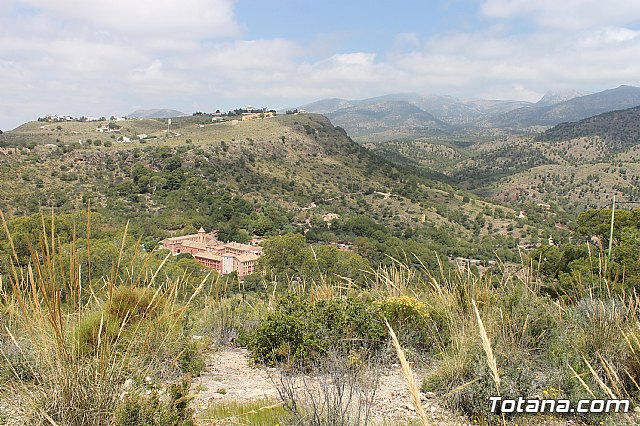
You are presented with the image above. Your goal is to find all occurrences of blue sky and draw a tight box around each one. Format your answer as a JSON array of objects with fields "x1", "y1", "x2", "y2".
[
  {"x1": 236, "y1": 1, "x2": 483, "y2": 53},
  {"x1": 1, "y1": 0, "x2": 640, "y2": 129}
]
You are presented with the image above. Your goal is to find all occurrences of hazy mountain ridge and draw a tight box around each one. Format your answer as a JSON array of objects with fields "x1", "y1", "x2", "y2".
[
  {"x1": 298, "y1": 98, "x2": 355, "y2": 114},
  {"x1": 485, "y1": 85, "x2": 640, "y2": 128},
  {"x1": 301, "y1": 93, "x2": 534, "y2": 120},
  {"x1": 301, "y1": 86, "x2": 640, "y2": 136},
  {"x1": 535, "y1": 89, "x2": 592, "y2": 107},
  {"x1": 127, "y1": 109, "x2": 188, "y2": 119},
  {"x1": 302, "y1": 93, "x2": 533, "y2": 130},
  {"x1": 325, "y1": 100, "x2": 449, "y2": 138}
]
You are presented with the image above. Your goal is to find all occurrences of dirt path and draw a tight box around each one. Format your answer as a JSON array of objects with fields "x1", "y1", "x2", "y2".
[{"x1": 191, "y1": 346, "x2": 468, "y2": 425}]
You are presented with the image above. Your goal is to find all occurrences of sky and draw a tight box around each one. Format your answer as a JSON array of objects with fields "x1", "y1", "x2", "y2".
[{"x1": 1, "y1": 0, "x2": 640, "y2": 129}]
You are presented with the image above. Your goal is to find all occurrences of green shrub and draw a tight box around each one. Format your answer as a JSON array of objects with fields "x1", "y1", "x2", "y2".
[
  {"x1": 546, "y1": 296, "x2": 640, "y2": 409},
  {"x1": 422, "y1": 286, "x2": 557, "y2": 422},
  {"x1": 423, "y1": 335, "x2": 538, "y2": 422},
  {"x1": 75, "y1": 310, "x2": 118, "y2": 356},
  {"x1": 196, "y1": 295, "x2": 266, "y2": 346},
  {"x1": 493, "y1": 286, "x2": 559, "y2": 350},
  {"x1": 376, "y1": 295, "x2": 439, "y2": 351},
  {"x1": 247, "y1": 294, "x2": 386, "y2": 365},
  {"x1": 108, "y1": 286, "x2": 164, "y2": 323},
  {"x1": 114, "y1": 380, "x2": 194, "y2": 426},
  {"x1": 178, "y1": 340, "x2": 206, "y2": 376}
]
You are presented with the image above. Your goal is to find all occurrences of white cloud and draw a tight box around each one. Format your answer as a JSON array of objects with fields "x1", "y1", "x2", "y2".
[
  {"x1": 2, "y1": 0, "x2": 640, "y2": 130},
  {"x1": 393, "y1": 32, "x2": 421, "y2": 50},
  {"x1": 311, "y1": 53, "x2": 383, "y2": 82},
  {"x1": 481, "y1": 0, "x2": 640, "y2": 29},
  {"x1": 19, "y1": 0, "x2": 240, "y2": 41},
  {"x1": 200, "y1": 39, "x2": 301, "y2": 71},
  {"x1": 579, "y1": 27, "x2": 640, "y2": 47}
]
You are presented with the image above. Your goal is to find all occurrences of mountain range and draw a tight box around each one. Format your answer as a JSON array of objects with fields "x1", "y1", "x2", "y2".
[
  {"x1": 300, "y1": 85, "x2": 640, "y2": 138},
  {"x1": 483, "y1": 85, "x2": 640, "y2": 128},
  {"x1": 127, "y1": 109, "x2": 188, "y2": 119},
  {"x1": 537, "y1": 104, "x2": 640, "y2": 150}
]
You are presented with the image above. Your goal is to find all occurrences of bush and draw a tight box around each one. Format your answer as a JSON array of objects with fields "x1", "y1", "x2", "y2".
[
  {"x1": 422, "y1": 330, "x2": 539, "y2": 422},
  {"x1": 375, "y1": 296, "x2": 436, "y2": 350},
  {"x1": 177, "y1": 340, "x2": 205, "y2": 376},
  {"x1": 0, "y1": 217, "x2": 205, "y2": 425},
  {"x1": 494, "y1": 285, "x2": 559, "y2": 350},
  {"x1": 546, "y1": 296, "x2": 640, "y2": 410},
  {"x1": 196, "y1": 295, "x2": 265, "y2": 346},
  {"x1": 108, "y1": 286, "x2": 164, "y2": 323},
  {"x1": 115, "y1": 380, "x2": 194, "y2": 426},
  {"x1": 247, "y1": 294, "x2": 386, "y2": 365},
  {"x1": 75, "y1": 310, "x2": 118, "y2": 356},
  {"x1": 422, "y1": 283, "x2": 559, "y2": 422}
]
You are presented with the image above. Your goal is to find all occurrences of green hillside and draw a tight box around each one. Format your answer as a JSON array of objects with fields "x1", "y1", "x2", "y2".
[
  {"x1": 3, "y1": 112, "x2": 640, "y2": 426},
  {"x1": 538, "y1": 104, "x2": 640, "y2": 149},
  {"x1": 0, "y1": 113, "x2": 559, "y2": 265},
  {"x1": 366, "y1": 105, "x2": 640, "y2": 213}
]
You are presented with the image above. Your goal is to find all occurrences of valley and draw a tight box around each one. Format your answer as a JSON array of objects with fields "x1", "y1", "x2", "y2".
[
  {"x1": 306, "y1": 87, "x2": 640, "y2": 214},
  {"x1": 5, "y1": 2, "x2": 640, "y2": 424},
  {"x1": 1, "y1": 86, "x2": 640, "y2": 426}
]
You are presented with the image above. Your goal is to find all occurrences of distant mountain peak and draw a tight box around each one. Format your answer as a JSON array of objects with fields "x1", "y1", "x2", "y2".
[
  {"x1": 297, "y1": 99, "x2": 354, "y2": 114},
  {"x1": 127, "y1": 109, "x2": 188, "y2": 119},
  {"x1": 536, "y1": 89, "x2": 592, "y2": 107}
]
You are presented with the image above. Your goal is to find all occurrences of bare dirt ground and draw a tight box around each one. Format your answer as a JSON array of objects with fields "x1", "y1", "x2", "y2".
[
  {"x1": 190, "y1": 347, "x2": 620, "y2": 426},
  {"x1": 191, "y1": 346, "x2": 468, "y2": 425}
]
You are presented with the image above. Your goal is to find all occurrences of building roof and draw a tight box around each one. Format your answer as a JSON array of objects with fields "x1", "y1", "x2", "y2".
[
  {"x1": 163, "y1": 230, "x2": 218, "y2": 245},
  {"x1": 222, "y1": 242, "x2": 263, "y2": 252},
  {"x1": 194, "y1": 252, "x2": 223, "y2": 261},
  {"x1": 181, "y1": 241, "x2": 208, "y2": 250},
  {"x1": 163, "y1": 235, "x2": 196, "y2": 243},
  {"x1": 234, "y1": 253, "x2": 260, "y2": 263}
]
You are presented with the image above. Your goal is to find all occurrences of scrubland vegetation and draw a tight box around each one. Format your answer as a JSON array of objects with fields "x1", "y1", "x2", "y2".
[
  {"x1": 1, "y1": 112, "x2": 639, "y2": 425},
  {"x1": 1, "y1": 205, "x2": 639, "y2": 425}
]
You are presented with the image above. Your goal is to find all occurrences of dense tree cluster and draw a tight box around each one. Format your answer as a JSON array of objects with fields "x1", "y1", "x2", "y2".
[{"x1": 533, "y1": 208, "x2": 640, "y2": 298}]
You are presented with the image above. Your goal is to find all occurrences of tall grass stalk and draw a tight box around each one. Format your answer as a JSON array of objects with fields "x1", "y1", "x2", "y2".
[
  {"x1": 471, "y1": 299, "x2": 500, "y2": 395},
  {"x1": 386, "y1": 320, "x2": 431, "y2": 426},
  {"x1": 0, "y1": 211, "x2": 207, "y2": 425}
]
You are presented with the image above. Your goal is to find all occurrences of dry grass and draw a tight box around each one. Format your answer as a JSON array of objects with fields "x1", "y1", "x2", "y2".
[
  {"x1": 471, "y1": 299, "x2": 500, "y2": 395},
  {"x1": 0, "y1": 211, "x2": 209, "y2": 425},
  {"x1": 386, "y1": 320, "x2": 432, "y2": 426}
]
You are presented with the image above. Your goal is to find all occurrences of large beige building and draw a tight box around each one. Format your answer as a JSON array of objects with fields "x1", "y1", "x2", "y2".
[{"x1": 160, "y1": 228, "x2": 262, "y2": 276}]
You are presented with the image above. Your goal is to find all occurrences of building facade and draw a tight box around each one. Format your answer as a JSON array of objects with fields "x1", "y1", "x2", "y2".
[{"x1": 160, "y1": 228, "x2": 262, "y2": 276}]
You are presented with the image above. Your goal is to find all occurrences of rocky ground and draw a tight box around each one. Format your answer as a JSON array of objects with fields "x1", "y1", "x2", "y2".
[
  {"x1": 191, "y1": 346, "x2": 469, "y2": 425},
  {"x1": 190, "y1": 346, "x2": 633, "y2": 426}
]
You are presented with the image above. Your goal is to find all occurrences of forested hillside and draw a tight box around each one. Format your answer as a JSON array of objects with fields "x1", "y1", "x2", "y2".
[{"x1": 0, "y1": 113, "x2": 563, "y2": 271}]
